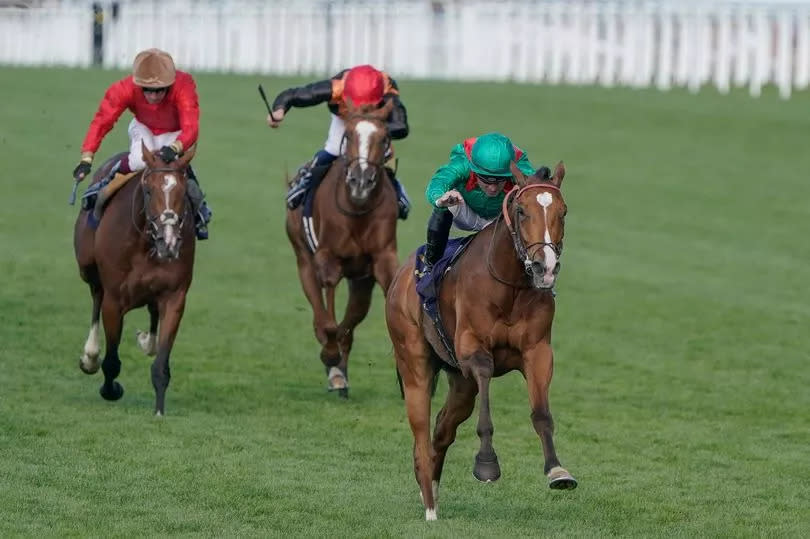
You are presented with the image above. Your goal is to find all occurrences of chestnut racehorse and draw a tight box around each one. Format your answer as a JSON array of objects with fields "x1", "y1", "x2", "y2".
[
  {"x1": 74, "y1": 143, "x2": 197, "y2": 416},
  {"x1": 385, "y1": 162, "x2": 576, "y2": 520},
  {"x1": 286, "y1": 100, "x2": 400, "y2": 397}
]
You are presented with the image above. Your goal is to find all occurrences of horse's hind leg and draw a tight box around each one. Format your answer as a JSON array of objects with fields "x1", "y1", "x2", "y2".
[
  {"x1": 99, "y1": 297, "x2": 125, "y2": 401},
  {"x1": 523, "y1": 342, "x2": 577, "y2": 489},
  {"x1": 135, "y1": 301, "x2": 158, "y2": 356},
  {"x1": 462, "y1": 348, "x2": 501, "y2": 482},
  {"x1": 431, "y1": 370, "x2": 478, "y2": 495},
  {"x1": 79, "y1": 269, "x2": 103, "y2": 375},
  {"x1": 151, "y1": 292, "x2": 187, "y2": 416},
  {"x1": 333, "y1": 275, "x2": 376, "y2": 397},
  {"x1": 396, "y1": 347, "x2": 437, "y2": 521}
]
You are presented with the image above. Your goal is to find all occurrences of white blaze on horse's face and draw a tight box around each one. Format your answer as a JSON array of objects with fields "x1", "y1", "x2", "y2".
[
  {"x1": 354, "y1": 120, "x2": 376, "y2": 172},
  {"x1": 536, "y1": 191, "x2": 558, "y2": 288},
  {"x1": 158, "y1": 174, "x2": 180, "y2": 256}
]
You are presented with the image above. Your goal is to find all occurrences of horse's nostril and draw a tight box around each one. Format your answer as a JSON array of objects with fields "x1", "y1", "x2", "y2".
[{"x1": 554, "y1": 262, "x2": 561, "y2": 274}]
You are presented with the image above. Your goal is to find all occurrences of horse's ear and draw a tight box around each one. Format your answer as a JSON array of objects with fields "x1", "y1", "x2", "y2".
[
  {"x1": 177, "y1": 144, "x2": 196, "y2": 169},
  {"x1": 142, "y1": 141, "x2": 156, "y2": 168},
  {"x1": 510, "y1": 160, "x2": 528, "y2": 187},
  {"x1": 374, "y1": 98, "x2": 394, "y2": 120},
  {"x1": 551, "y1": 161, "x2": 565, "y2": 188}
]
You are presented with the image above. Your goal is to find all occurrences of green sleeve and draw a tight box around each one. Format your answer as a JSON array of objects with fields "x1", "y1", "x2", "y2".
[
  {"x1": 424, "y1": 144, "x2": 471, "y2": 207},
  {"x1": 516, "y1": 148, "x2": 535, "y2": 177}
]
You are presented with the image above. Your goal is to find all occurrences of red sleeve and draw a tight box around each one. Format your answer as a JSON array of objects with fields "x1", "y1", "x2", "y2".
[
  {"x1": 174, "y1": 73, "x2": 200, "y2": 150},
  {"x1": 81, "y1": 78, "x2": 133, "y2": 154}
]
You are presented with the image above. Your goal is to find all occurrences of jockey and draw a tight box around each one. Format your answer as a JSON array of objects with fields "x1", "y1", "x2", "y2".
[
  {"x1": 71, "y1": 48, "x2": 211, "y2": 240},
  {"x1": 266, "y1": 64, "x2": 411, "y2": 219},
  {"x1": 421, "y1": 132, "x2": 546, "y2": 281}
]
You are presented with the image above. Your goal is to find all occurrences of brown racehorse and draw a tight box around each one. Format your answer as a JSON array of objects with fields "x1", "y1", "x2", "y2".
[
  {"x1": 286, "y1": 99, "x2": 400, "y2": 397},
  {"x1": 74, "y1": 142, "x2": 197, "y2": 416},
  {"x1": 385, "y1": 162, "x2": 576, "y2": 520}
]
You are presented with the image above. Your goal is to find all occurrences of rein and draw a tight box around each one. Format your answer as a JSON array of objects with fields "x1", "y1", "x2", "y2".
[{"x1": 486, "y1": 182, "x2": 562, "y2": 288}]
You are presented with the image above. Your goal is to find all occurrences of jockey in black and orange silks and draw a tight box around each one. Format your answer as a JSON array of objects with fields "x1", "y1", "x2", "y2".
[{"x1": 266, "y1": 65, "x2": 411, "y2": 219}]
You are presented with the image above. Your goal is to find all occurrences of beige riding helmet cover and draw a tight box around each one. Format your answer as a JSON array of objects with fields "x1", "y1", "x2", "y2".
[{"x1": 133, "y1": 48, "x2": 176, "y2": 88}]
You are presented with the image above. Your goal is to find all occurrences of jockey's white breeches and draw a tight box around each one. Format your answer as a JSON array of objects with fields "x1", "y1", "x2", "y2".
[
  {"x1": 323, "y1": 114, "x2": 345, "y2": 156},
  {"x1": 127, "y1": 119, "x2": 181, "y2": 171},
  {"x1": 449, "y1": 204, "x2": 494, "y2": 232}
]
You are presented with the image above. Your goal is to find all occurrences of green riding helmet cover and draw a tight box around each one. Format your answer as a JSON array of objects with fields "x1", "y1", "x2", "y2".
[{"x1": 469, "y1": 132, "x2": 516, "y2": 177}]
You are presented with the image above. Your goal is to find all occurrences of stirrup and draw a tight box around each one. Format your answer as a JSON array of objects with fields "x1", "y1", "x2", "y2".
[
  {"x1": 397, "y1": 197, "x2": 411, "y2": 220},
  {"x1": 286, "y1": 176, "x2": 310, "y2": 209}
]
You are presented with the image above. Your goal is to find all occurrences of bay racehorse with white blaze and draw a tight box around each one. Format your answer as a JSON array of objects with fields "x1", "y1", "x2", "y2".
[
  {"x1": 74, "y1": 142, "x2": 197, "y2": 415},
  {"x1": 385, "y1": 162, "x2": 577, "y2": 521},
  {"x1": 286, "y1": 99, "x2": 400, "y2": 397}
]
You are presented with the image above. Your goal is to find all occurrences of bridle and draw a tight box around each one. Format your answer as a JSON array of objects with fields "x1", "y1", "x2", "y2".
[
  {"x1": 136, "y1": 165, "x2": 190, "y2": 247},
  {"x1": 333, "y1": 116, "x2": 392, "y2": 217},
  {"x1": 486, "y1": 182, "x2": 563, "y2": 288}
]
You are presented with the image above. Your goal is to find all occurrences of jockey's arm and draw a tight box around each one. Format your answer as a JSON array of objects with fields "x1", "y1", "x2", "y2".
[
  {"x1": 173, "y1": 75, "x2": 200, "y2": 153},
  {"x1": 80, "y1": 79, "x2": 131, "y2": 162},
  {"x1": 384, "y1": 94, "x2": 409, "y2": 140},
  {"x1": 425, "y1": 152, "x2": 468, "y2": 208},
  {"x1": 271, "y1": 80, "x2": 333, "y2": 113}
]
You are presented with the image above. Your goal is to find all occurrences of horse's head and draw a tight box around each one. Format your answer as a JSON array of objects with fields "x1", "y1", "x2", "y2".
[
  {"x1": 340, "y1": 99, "x2": 394, "y2": 205},
  {"x1": 140, "y1": 141, "x2": 196, "y2": 260},
  {"x1": 503, "y1": 161, "x2": 567, "y2": 290}
]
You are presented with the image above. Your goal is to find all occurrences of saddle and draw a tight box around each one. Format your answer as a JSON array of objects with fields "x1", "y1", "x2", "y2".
[
  {"x1": 81, "y1": 170, "x2": 139, "y2": 228},
  {"x1": 413, "y1": 236, "x2": 475, "y2": 368}
]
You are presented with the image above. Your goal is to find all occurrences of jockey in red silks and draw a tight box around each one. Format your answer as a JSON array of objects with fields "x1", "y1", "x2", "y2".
[
  {"x1": 72, "y1": 48, "x2": 211, "y2": 240},
  {"x1": 265, "y1": 64, "x2": 412, "y2": 219}
]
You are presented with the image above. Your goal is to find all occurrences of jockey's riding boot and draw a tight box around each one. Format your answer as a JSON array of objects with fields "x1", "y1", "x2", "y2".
[
  {"x1": 418, "y1": 209, "x2": 453, "y2": 299},
  {"x1": 286, "y1": 150, "x2": 338, "y2": 210},
  {"x1": 186, "y1": 167, "x2": 211, "y2": 240},
  {"x1": 388, "y1": 172, "x2": 411, "y2": 220}
]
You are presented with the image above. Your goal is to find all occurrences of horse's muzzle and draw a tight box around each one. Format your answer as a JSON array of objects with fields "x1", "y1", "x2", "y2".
[{"x1": 529, "y1": 259, "x2": 560, "y2": 289}]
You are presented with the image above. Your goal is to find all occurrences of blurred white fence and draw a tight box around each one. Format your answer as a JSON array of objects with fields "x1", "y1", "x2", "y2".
[{"x1": 3, "y1": 0, "x2": 810, "y2": 98}]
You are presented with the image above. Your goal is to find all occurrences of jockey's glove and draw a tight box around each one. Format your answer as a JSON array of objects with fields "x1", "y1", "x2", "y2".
[
  {"x1": 73, "y1": 161, "x2": 92, "y2": 181},
  {"x1": 158, "y1": 140, "x2": 183, "y2": 163}
]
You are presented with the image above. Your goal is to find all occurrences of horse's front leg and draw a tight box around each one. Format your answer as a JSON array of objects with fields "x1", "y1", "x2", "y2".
[
  {"x1": 522, "y1": 341, "x2": 577, "y2": 489},
  {"x1": 458, "y1": 333, "x2": 501, "y2": 482},
  {"x1": 314, "y1": 249, "x2": 345, "y2": 392},
  {"x1": 99, "y1": 296, "x2": 125, "y2": 401},
  {"x1": 151, "y1": 291, "x2": 187, "y2": 416}
]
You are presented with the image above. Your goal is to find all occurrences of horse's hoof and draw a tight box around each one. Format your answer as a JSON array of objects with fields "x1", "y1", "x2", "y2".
[
  {"x1": 547, "y1": 466, "x2": 577, "y2": 490},
  {"x1": 99, "y1": 381, "x2": 124, "y2": 401},
  {"x1": 326, "y1": 366, "x2": 349, "y2": 395},
  {"x1": 473, "y1": 453, "x2": 501, "y2": 483},
  {"x1": 79, "y1": 357, "x2": 100, "y2": 375}
]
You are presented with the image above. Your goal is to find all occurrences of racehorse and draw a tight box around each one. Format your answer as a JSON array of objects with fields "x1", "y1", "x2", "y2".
[
  {"x1": 74, "y1": 142, "x2": 197, "y2": 416},
  {"x1": 286, "y1": 99, "x2": 400, "y2": 397},
  {"x1": 384, "y1": 162, "x2": 576, "y2": 520}
]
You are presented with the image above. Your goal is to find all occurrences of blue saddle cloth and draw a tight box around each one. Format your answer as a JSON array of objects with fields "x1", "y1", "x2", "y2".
[{"x1": 414, "y1": 235, "x2": 475, "y2": 318}]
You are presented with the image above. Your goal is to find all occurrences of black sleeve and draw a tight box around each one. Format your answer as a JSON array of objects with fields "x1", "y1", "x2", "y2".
[
  {"x1": 271, "y1": 80, "x2": 333, "y2": 112},
  {"x1": 385, "y1": 94, "x2": 409, "y2": 140}
]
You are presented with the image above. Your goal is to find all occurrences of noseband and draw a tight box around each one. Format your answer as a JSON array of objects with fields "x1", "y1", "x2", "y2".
[{"x1": 487, "y1": 182, "x2": 563, "y2": 287}]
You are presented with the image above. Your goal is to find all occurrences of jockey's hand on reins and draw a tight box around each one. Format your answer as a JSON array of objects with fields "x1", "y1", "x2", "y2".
[{"x1": 158, "y1": 145, "x2": 178, "y2": 162}]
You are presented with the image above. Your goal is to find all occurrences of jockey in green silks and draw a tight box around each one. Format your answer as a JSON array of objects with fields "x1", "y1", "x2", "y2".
[{"x1": 421, "y1": 132, "x2": 542, "y2": 281}]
